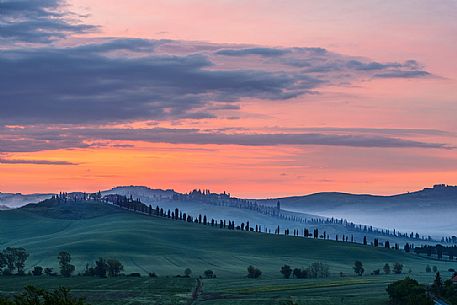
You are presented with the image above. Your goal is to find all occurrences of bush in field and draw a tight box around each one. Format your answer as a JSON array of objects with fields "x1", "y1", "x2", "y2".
[
  {"x1": 203, "y1": 270, "x2": 216, "y2": 279},
  {"x1": 393, "y1": 262, "x2": 403, "y2": 274},
  {"x1": 44, "y1": 268, "x2": 57, "y2": 276},
  {"x1": 383, "y1": 263, "x2": 391, "y2": 274},
  {"x1": 149, "y1": 272, "x2": 157, "y2": 278},
  {"x1": 308, "y1": 262, "x2": 329, "y2": 278},
  {"x1": 82, "y1": 264, "x2": 95, "y2": 277},
  {"x1": 426, "y1": 265, "x2": 432, "y2": 273},
  {"x1": 292, "y1": 268, "x2": 308, "y2": 279},
  {"x1": 247, "y1": 265, "x2": 262, "y2": 278},
  {"x1": 184, "y1": 268, "x2": 192, "y2": 277},
  {"x1": 82, "y1": 258, "x2": 124, "y2": 278},
  {"x1": 94, "y1": 258, "x2": 108, "y2": 278},
  {"x1": 432, "y1": 266, "x2": 438, "y2": 273},
  {"x1": 386, "y1": 277, "x2": 433, "y2": 305},
  {"x1": 107, "y1": 259, "x2": 123, "y2": 277},
  {"x1": 353, "y1": 261, "x2": 364, "y2": 276},
  {"x1": 0, "y1": 286, "x2": 89, "y2": 305},
  {"x1": 280, "y1": 265, "x2": 292, "y2": 279},
  {"x1": 372, "y1": 269, "x2": 380, "y2": 275},
  {"x1": 32, "y1": 266, "x2": 43, "y2": 276}
]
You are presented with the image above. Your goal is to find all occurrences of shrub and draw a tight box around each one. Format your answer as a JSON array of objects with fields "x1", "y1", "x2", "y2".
[
  {"x1": 292, "y1": 268, "x2": 308, "y2": 279},
  {"x1": 426, "y1": 265, "x2": 431, "y2": 273},
  {"x1": 203, "y1": 270, "x2": 215, "y2": 279},
  {"x1": 383, "y1": 263, "x2": 391, "y2": 274},
  {"x1": 353, "y1": 261, "x2": 364, "y2": 276},
  {"x1": 44, "y1": 268, "x2": 57, "y2": 276},
  {"x1": 127, "y1": 273, "x2": 141, "y2": 277},
  {"x1": 372, "y1": 269, "x2": 380, "y2": 275},
  {"x1": 184, "y1": 268, "x2": 192, "y2": 277},
  {"x1": 106, "y1": 259, "x2": 123, "y2": 277},
  {"x1": 149, "y1": 272, "x2": 157, "y2": 278},
  {"x1": 280, "y1": 265, "x2": 292, "y2": 279},
  {"x1": 94, "y1": 258, "x2": 108, "y2": 278},
  {"x1": 32, "y1": 266, "x2": 43, "y2": 276},
  {"x1": 247, "y1": 265, "x2": 262, "y2": 278},
  {"x1": 393, "y1": 262, "x2": 403, "y2": 274},
  {"x1": 432, "y1": 266, "x2": 438, "y2": 273},
  {"x1": 308, "y1": 262, "x2": 329, "y2": 278}
]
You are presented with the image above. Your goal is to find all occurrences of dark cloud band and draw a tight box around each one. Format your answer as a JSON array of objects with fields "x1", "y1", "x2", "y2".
[{"x1": 0, "y1": 126, "x2": 450, "y2": 153}]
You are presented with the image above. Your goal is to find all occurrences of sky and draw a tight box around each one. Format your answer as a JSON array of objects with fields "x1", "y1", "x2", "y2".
[{"x1": 0, "y1": 0, "x2": 456, "y2": 197}]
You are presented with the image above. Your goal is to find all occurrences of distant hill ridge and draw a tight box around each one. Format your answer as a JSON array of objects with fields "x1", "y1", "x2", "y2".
[{"x1": 2, "y1": 183, "x2": 456, "y2": 206}]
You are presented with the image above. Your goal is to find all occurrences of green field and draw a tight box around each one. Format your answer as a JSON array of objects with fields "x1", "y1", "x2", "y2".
[{"x1": 0, "y1": 201, "x2": 455, "y2": 304}]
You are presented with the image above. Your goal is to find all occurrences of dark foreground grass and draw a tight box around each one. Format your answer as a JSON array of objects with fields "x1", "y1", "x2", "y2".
[
  {"x1": 0, "y1": 274, "x2": 418, "y2": 305},
  {"x1": 0, "y1": 276, "x2": 195, "y2": 305},
  {"x1": 196, "y1": 275, "x2": 404, "y2": 305},
  {"x1": 0, "y1": 271, "x2": 448, "y2": 305}
]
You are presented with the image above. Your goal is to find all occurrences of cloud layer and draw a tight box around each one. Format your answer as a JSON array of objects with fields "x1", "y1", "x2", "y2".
[
  {"x1": 0, "y1": 38, "x2": 431, "y2": 125},
  {"x1": 0, "y1": 0, "x2": 96, "y2": 43},
  {"x1": 0, "y1": 0, "x2": 442, "y2": 157}
]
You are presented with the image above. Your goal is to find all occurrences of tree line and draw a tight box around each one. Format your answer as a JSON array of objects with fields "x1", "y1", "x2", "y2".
[
  {"x1": 413, "y1": 244, "x2": 457, "y2": 261},
  {"x1": 0, "y1": 247, "x2": 125, "y2": 279},
  {"x1": 50, "y1": 193, "x2": 444, "y2": 257}
]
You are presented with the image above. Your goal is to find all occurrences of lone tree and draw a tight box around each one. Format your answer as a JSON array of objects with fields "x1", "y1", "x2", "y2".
[
  {"x1": 353, "y1": 261, "x2": 364, "y2": 276},
  {"x1": 425, "y1": 265, "x2": 432, "y2": 273},
  {"x1": 393, "y1": 262, "x2": 403, "y2": 274},
  {"x1": 280, "y1": 265, "x2": 292, "y2": 279},
  {"x1": 383, "y1": 263, "x2": 391, "y2": 274},
  {"x1": 404, "y1": 243, "x2": 411, "y2": 253},
  {"x1": 247, "y1": 265, "x2": 262, "y2": 278},
  {"x1": 432, "y1": 272, "x2": 443, "y2": 296},
  {"x1": 58, "y1": 251, "x2": 75, "y2": 277}
]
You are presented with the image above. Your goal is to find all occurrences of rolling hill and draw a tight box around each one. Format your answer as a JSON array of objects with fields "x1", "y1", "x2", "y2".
[
  {"x1": 101, "y1": 186, "x2": 432, "y2": 246},
  {"x1": 0, "y1": 192, "x2": 52, "y2": 209},
  {"x1": 257, "y1": 184, "x2": 457, "y2": 237},
  {"x1": 0, "y1": 199, "x2": 451, "y2": 278},
  {"x1": 2, "y1": 184, "x2": 456, "y2": 238}
]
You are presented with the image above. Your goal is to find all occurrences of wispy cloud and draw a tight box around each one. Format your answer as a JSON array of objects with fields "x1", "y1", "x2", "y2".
[{"x1": 0, "y1": 158, "x2": 77, "y2": 165}]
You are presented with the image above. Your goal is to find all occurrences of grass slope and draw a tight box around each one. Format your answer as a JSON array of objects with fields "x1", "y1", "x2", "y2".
[{"x1": 0, "y1": 200, "x2": 453, "y2": 278}]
